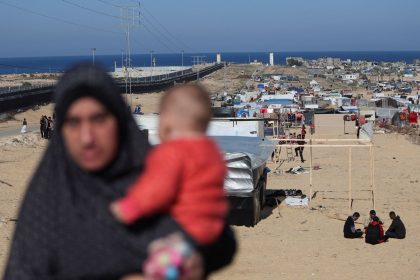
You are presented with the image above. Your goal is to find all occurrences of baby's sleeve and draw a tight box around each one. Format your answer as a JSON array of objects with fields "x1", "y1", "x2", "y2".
[{"x1": 116, "y1": 145, "x2": 183, "y2": 224}]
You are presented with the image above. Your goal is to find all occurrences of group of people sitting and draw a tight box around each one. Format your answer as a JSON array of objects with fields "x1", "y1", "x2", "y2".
[{"x1": 344, "y1": 210, "x2": 406, "y2": 245}]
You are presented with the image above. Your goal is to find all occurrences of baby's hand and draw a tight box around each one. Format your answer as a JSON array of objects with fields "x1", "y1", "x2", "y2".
[{"x1": 110, "y1": 202, "x2": 124, "y2": 222}]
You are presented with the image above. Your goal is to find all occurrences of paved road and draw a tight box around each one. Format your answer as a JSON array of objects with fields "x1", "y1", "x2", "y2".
[{"x1": 0, "y1": 124, "x2": 39, "y2": 138}]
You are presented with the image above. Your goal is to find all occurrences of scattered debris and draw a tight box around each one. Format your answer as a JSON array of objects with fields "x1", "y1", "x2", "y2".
[
  {"x1": 286, "y1": 166, "x2": 308, "y2": 174},
  {"x1": 0, "y1": 179, "x2": 13, "y2": 187}
]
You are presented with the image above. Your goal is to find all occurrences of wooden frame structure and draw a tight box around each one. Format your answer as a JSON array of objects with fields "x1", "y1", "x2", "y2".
[{"x1": 273, "y1": 138, "x2": 375, "y2": 211}]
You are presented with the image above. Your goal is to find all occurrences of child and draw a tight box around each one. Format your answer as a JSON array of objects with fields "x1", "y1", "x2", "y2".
[{"x1": 111, "y1": 83, "x2": 228, "y2": 248}]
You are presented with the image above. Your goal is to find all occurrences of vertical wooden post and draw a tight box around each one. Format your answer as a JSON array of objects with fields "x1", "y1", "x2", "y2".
[
  {"x1": 309, "y1": 139, "x2": 313, "y2": 202},
  {"x1": 348, "y1": 147, "x2": 352, "y2": 211},
  {"x1": 370, "y1": 144, "x2": 376, "y2": 210}
]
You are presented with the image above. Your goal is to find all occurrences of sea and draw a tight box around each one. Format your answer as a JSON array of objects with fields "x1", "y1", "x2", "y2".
[{"x1": 1, "y1": 51, "x2": 420, "y2": 75}]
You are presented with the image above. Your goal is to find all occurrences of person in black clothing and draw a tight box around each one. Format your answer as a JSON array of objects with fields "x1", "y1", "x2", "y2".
[
  {"x1": 47, "y1": 116, "x2": 53, "y2": 138},
  {"x1": 4, "y1": 64, "x2": 236, "y2": 280},
  {"x1": 39, "y1": 116, "x2": 45, "y2": 138},
  {"x1": 42, "y1": 115, "x2": 49, "y2": 139},
  {"x1": 364, "y1": 209, "x2": 383, "y2": 229},
  {"x1": 385, "y1": 211, "x2": 406, "y2": 239},
  {"x1": 365, "y1": 216, "x2": 386, "y2": 245},
  {"x1": 294, "y1": 134, "x2": 305, "y2": 163},
  {"x1": 343, "y1": 212, "x2": 363, "y2": 238}
]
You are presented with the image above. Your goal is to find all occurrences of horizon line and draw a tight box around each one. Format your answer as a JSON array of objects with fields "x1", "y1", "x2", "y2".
[{"x1": 2, "y1": 50, "x2": 420, "y2": 59}]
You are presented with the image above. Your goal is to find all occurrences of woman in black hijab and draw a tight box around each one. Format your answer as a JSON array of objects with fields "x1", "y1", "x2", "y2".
[{"x1": 4, "y1": 64, "x2": 235, "y2": 280}]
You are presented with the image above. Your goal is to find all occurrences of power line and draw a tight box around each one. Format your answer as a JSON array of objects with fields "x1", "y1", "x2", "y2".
[
  {"x1": 142, "y1": 5, "x2": 191, "y2": 51},
  {"x1": 61, "y1": 0, "x2": 124, "y2": 20},
  {"x1": 96, "y1": 0, "x2": 123, "y2": 8},
  {"x1": 140, "y1": 22, "x2": 177, "y2": 53},
  {"x1": 0, "y1": 1, "x2": 121, "y2": 34},
  {"x1": 97, "y1": 0, "x2": 191, "y2": 51},
  {"x1": 140, "y1": 15, "x2": 180, "y2": 52}
]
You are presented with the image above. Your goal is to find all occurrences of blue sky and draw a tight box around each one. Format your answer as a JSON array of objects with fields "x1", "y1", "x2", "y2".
[{"x1": 0, "y1": 0, "x2": 419, "y2": 57}]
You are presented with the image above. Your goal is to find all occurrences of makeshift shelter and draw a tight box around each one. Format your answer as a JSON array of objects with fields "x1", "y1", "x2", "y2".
[{"x1": 214, "y1": 136, "x2": 276, "y2": 226}]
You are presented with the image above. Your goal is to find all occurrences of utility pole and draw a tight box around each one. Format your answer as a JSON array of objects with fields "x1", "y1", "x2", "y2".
[
  {"x1": 120, "y1": 3, "x2": 140, "y2": 109},
  {"x1": 91, "y1": 48, "x2": 96, "y2": 65},
  {"x1": 223, "y1": 62, "x2": 227, "y2": 94},
  {"x1": 192, "y1": 55, "x2": 205, "y2": 81}
]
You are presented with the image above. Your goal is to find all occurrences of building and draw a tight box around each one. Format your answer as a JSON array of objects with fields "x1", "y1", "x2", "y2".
[
  {"x1": 341, "y1": 73, "x2": 359, "y2": 81},
  {"x1": 216, "y1": 53, "x2": 222, "y2": 64},
  {"x1": 269, "y1": 52, "x2": 274, "y2": 66}
]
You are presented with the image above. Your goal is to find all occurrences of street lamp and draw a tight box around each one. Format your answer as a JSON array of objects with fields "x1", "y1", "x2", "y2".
[
  {"x1": 150, "y1": 51, "x2": 154, "y2": 81},
  {"x1": 91, "y1": 48, "x2": 96, "y2": 65},
  {"x1": 150, "y1": 50, "x2": 154, "y2": 67},
  {"x1": 181, "y1": 50, "x2": 184, "y2": 75},
  {"x1": 121, "y1": 49, "x2": 124, "y2": 68}
]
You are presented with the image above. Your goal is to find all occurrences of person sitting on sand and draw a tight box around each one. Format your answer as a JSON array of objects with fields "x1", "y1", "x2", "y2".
[
  {"x1": 365, "y1": 216, "x2": 386, "y2": 245},
  {"x1": 385, "y1": 211, "x2": 406, "y2": 239},
  {"x1": 343, "y1": 212, "x2": 363, "y2": 238},
  {"x1": 111, "y1": 84, "x2": 229, "y2": 278},
  {"x1": 364, "y1": 209, "x2": 383, "y2": 229}
]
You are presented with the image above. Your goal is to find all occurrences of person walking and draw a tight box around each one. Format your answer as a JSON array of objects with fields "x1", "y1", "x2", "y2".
[{"x1": 20, "y1": 118, "x2": 27, "y2": 134}]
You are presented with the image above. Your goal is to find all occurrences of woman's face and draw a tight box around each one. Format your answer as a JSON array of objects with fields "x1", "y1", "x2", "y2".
[{"x1": 61, "y1": 97, "x2": 119, "y2": 172}]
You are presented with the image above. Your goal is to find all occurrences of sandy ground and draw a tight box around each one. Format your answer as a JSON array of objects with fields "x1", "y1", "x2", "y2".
[
  {"x1": 1, "y1": 67, "x2": 420, "y2": 279},
  {"x1": 0, "y1": 73, "x2": 58, "y2": 88},
  {"x1": 211, "y1": 115, "x2": 420, "y2": 280}
]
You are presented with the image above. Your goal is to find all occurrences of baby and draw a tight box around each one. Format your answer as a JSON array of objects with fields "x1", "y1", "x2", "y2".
[{"x1": 111, "y1": 84, "x2": 228, "y2": 247}]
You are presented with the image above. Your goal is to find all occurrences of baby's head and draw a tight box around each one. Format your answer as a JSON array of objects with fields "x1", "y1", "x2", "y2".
[{"x1": 158, "y1": 84, "x2": 212, "y2": 142}]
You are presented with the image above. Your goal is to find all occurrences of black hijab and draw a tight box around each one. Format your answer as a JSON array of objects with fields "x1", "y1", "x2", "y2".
[{"x1": 4, "y1": 64, "x2": 180, "y2": 280}]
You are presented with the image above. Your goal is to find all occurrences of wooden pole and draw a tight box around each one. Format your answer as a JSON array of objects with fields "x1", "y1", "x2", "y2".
[
  {"x1": 309, "y1": 139, "x2": 313, "y2": 202},
  {"x1": 283, "y1": 138, "x2": 371, "y2": 143},
  {"x1": 371, "y1": 144, "x2": 376, "y2": 210},
  {"x1": 281, "y1": 144, "x2": 372, "y2": 148},
  {"x1": 344, "y1": 119, "x2": 346, "y2": 135},
  {"x1": 348, "y1": 147, "x2": 352, "y2": 211}
]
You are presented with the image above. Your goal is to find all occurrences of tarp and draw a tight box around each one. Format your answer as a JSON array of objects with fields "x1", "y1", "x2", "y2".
[
  {"x1": 213, "y1": 136, "x2": 276, "y2": 194},
  {"x1": 285, "y1": 196, "x2": 309, "y2": 206},
  {"x1": 208, "y1": 119, "x2": 265, "y2": 138},
  {"x1": 375, "y1": 108, "x2": 399, "y2": 119},
  {"x1": 134, "y1": 115, "x2": 266, "y2": 144},
  {"x1": 408, "y1": 104, "x2": 420, "y2": 113},
  {"x1": 360, "y1": 122, "x2": 373, "y2": 140}
]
